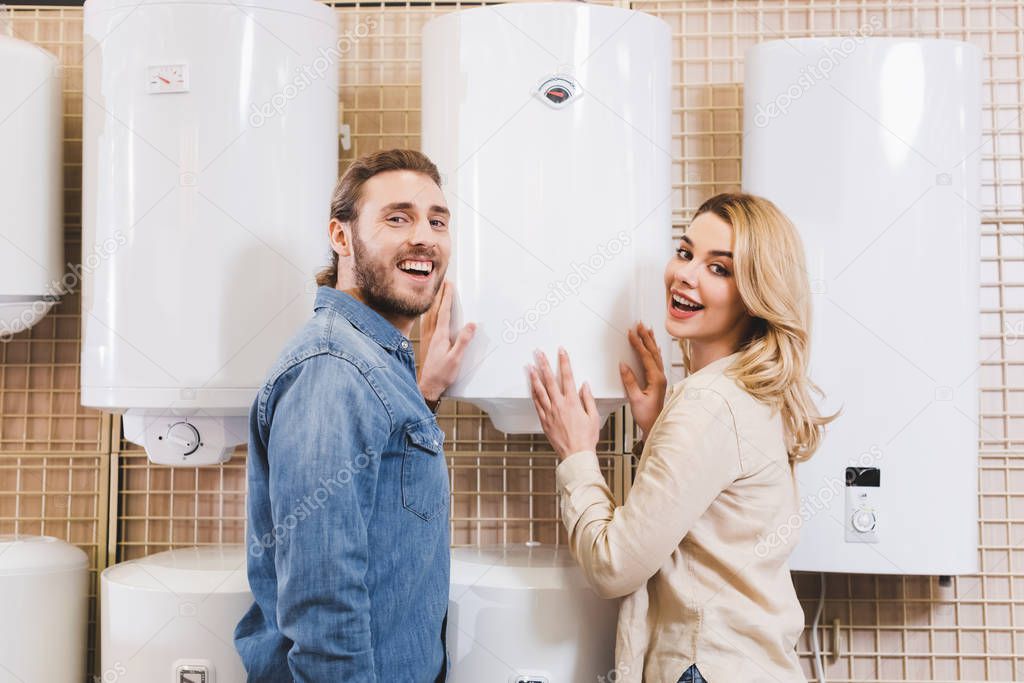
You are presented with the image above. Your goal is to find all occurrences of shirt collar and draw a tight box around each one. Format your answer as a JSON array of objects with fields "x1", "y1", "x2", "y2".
[
  {"x1": 313, "y1": 286, "x2": 414, "y2": 355},
  {"x1": 684, "y1": 350, "x2": 742, "y2": 382}
]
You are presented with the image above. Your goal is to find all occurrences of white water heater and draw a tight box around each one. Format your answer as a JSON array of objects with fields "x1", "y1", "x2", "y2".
[
  {"x1": 101, "y1": 545, "x2": 252, "y2": 683},
  {"x1": 81, "y1": 0, "x2": 338, "y2": 465},
  {"x1": 0, "y1": 32, "x2": 63, "y2": 339},
  {"x1": 447, "y1": 544, "x2": 619, "y2": 682},
  {"x1": 422, "y1": 3, "x2": 672, "y2": 433},
  {"x1": 743, "y1": 38, "x2": 982, "y2": 575},
  {"x1": 0, "y1": 536, "x2": 88, "y2": 683}
]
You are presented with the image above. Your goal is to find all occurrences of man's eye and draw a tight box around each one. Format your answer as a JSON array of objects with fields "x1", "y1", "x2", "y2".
[
  {"x1": 430, "y1": 220, "x2": 447, "y2": 229},
  {"x1": 387, "y1": 215, "x2": 408, "y2": 224}
]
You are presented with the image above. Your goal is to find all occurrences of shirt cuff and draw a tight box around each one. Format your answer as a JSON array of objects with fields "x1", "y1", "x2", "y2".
[{"x1": 555, "y1": 449, "x2": 603, "y2": 492}]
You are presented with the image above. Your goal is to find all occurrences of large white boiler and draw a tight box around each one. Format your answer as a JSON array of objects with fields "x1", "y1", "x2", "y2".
[
  {"x1": 447, "y1": 544, "x2": 619, "y2": 682},
  {"x1": 0, "y1": 32, "x2": 63, "y2": 338},
  {"x1": 743, "y1": 38, "x2": 982, "y2": 575},
  {"x1": 101, "y1": 545, "x2": 252, "y2": 683},
  {"x1": 422, "y1": 3, "x2": 672, "y2": 433},
  {"x1": 81, "y1": 0, "x2": 339, "y2": 465}
]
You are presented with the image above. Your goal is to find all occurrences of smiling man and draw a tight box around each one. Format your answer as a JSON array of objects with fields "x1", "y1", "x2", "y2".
[{"x1": 235, "y1": 149, "x2": 476, "y2": 682}]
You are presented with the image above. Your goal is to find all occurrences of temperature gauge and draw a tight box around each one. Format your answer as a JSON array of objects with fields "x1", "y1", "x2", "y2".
[{"x1": 147, "y1": 64, "x2": 189, "y2": 94}]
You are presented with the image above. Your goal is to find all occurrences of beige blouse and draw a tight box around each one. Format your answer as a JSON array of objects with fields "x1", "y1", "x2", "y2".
[{"x1": 556, "y1": 351, "x2": 807, "y2": 683}]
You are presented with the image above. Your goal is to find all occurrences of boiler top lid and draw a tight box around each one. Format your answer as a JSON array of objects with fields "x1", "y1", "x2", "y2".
[
  {"x1": 102, "y1": 544, "x2": 250, "y2": 594},
  {"x1": 83, "y1": 0, "x2": 334, "y2": 23},
  {"x1": 450, "y1": 543, "x2": 592, "y2": 591},
  {"x1": 0, "y1": 535, "x2": 89, "y2": 576}
]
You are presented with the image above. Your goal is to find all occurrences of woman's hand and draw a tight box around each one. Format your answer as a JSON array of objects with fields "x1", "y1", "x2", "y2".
[
  {"x1": 618, "y1": 322, "x2": 667, "y2": 437},
  {"x1": 528, "y1": 348, "x2": 601, "y2": 460},
  {"x1": 418, "y1": 281, "x2": 476, "y2": 402}
]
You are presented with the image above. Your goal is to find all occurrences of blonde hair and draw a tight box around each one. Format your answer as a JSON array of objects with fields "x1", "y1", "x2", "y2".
[{"x1": 682, "y1": 192, "x2": 839, "y2": 462}]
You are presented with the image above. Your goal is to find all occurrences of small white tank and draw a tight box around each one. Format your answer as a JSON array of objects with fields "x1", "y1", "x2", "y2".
[
  {"x1": 100, "y1": 545, "x2": 252, "y2": 683},
  {"x1": 0, "y1": 535, "x2": 88, "y2": 683},
  {"x1": 448, "y1": 544, "x2": 620, "y2": 682},
  {"x1": 0, "y1": 29, "x2": 63, "y2": 339}
]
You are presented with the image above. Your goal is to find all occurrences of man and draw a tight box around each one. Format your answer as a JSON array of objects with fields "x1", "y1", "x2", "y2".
[{"x1": 235, "y1": 149, "x2": 476, "y2": 682}]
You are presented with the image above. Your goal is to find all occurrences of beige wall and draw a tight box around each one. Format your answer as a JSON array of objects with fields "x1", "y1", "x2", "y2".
[{"x1": 0, "y1": 1, "x2": 1020, "y2": 680}]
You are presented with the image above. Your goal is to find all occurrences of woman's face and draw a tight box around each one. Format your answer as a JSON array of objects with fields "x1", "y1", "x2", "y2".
[{"x1": 664, "y1": 211, "x2": 750, "y2": 345}]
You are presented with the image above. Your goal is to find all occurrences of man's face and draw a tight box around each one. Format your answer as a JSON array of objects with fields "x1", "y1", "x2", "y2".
[{"x1": 346, "y1": 170, "x2": 450, "y2": 318}]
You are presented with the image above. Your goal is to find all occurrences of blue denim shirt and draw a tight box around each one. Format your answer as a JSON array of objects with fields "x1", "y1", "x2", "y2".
[{"x1": 235, "y1": 286, "x2": 450, "y2": 682}]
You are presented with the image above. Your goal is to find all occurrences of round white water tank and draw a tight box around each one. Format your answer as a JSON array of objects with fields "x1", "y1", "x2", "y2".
[
  {"x1": 0, "y1": 34, "x2": 63, "y2": 339},
  {"x1": 447, "y1": 544, "x2": 619, "y2": 682},
  {"x1": 0, "y1": 535, "x2": 88, "y2": 683},
  {"x1": 742, "y1": 38, "x2": 982, "y2": 575},
  {"x1": 101, "y1": 545, "x2": 252, "y2": 683},
  {"x1": 422, "y1": 4, "x2": 672, "y2": 433},
  {"x1": 81, "y1": 0, "x2": 339, "y2": 464}
]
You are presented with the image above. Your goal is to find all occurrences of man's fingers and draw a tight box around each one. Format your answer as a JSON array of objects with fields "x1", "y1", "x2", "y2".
[
  {"x1": 447, "y1": 323, "x2": 476, "y2": 362},
  {"x1": 435, "y1": 280, "x2": 454, "y2": 341}
]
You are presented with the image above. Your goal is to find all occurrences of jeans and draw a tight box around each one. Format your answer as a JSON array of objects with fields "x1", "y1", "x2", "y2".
[{"x1": 679, "y1": 664, "x2": 707, "y2": 683}]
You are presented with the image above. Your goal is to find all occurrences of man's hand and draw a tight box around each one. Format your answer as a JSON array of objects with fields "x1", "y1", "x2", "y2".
[{"x1": 417, "y1": 280, "x2": 476, "y2": 402}]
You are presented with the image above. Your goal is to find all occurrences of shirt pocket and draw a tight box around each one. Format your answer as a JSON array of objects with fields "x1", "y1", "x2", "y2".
[{"x1": 401, "y1": 416, "x2": 449, "y2": 521}]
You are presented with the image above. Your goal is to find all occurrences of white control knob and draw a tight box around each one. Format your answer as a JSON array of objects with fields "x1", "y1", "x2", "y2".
[
  {"x1": 851, "y1": 508, "x2": 877, "y2": 533},
  {"x1": 166, "y1": 422, "x2": 200, "y2": 455}
]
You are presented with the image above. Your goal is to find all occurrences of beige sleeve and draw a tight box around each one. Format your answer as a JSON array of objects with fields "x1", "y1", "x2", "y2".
[{"x1": 554, "y1": 386, "x2": 743, "y2": 598}]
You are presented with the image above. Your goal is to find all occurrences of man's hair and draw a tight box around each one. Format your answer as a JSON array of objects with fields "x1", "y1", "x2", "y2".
[{"x1": 316, "y1": 149, "x2": 442, "y2": 287}]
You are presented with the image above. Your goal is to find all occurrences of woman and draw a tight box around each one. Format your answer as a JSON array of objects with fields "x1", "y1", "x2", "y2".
[{"x1": 527, "y1": 193, "x2": 838, "y2": 683}]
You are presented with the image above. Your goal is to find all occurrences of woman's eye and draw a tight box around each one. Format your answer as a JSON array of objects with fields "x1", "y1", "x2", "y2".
[
  {"x1": 675, "y1": 247, "x2": 691, "y2": 260},
  {"x1": 710, "y1": 264, "x2": 730, "y2": 276}
]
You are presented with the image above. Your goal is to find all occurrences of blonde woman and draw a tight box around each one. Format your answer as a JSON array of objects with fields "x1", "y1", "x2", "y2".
[{"x1": 527, "y1": 193, "x2": 837, "y2": 683}]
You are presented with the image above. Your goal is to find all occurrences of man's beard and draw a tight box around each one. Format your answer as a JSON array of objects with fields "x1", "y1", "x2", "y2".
[{"x1": 351, "y1": 230, "x2": 440, "y2": 318}]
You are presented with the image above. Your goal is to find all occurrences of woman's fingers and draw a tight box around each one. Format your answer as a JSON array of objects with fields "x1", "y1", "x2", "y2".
[
  {"x1": 629, "y1": 323, "x2": 663, "y2": 385},
  {"x1": 638, "y1": 324, "x2": 663, "y2": 366},
  {"x1": 619, "y1": 361, "x2": 640, "y2": 398},
  {"x1": 557, "y1": 348, "x2": 577, "y2": 398},
  {"x1": 528, "y1": 366, "x2": 551, "y2": 414},
  {"x1": 534, "y1": 350, "x2": 560, "y2": 399},
  {"x1": 580, "y1": 381, "x2": 598, "y2": 417}
]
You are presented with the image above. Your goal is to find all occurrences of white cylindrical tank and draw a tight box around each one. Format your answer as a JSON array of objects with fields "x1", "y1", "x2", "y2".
[
  {"x1": 448, "y1": 544, "x2": 619, "y2": 682},
  {"x1": 0, "y1": 535, "x2": 88, "y2": 683},
  {"x1": 101, "y1": 545, "x2": 252, "y2": 682},
  {"x1": 81, "y1": 0, "x2": 339, "y2": 465},
  {"x1": 743, "y1": 38, "x2": 982, "y2": 575},
  {"x1": 422, "y1": 4, "x2": 672, "y2": 433},
  {"x1": 0, "y1": 33, "x2": 63, "y2": 339}
]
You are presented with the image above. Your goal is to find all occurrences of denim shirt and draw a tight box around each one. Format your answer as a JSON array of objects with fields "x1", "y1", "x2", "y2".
[{"x1": 235, "y1": 286, "x2": 450, "y2": 682}]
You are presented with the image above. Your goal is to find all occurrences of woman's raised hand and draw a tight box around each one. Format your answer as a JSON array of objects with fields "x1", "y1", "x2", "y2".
[{"x1": 618, "y1": 322, "x2": 667, "y2": 437}]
